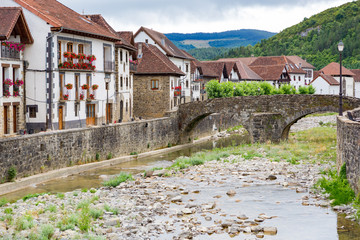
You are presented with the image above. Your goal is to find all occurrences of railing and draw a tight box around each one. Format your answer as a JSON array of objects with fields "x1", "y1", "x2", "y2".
[
  {"x1": 1, "y1": 45, "x2": 20, "y2": 59},
  {"x1": 130, "y1": 62, "x2": 137, "y2": 72},
  {"x1": 104, "y1": 61, "x2": 115, "y2": 72}
]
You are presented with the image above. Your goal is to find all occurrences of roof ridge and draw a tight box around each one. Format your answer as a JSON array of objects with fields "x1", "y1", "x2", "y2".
[{"x1": 146, "y1": 44, "x2": 183, "y2": 75}]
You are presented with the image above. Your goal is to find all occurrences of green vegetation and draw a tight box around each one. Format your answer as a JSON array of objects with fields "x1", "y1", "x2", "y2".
[
  {"x1": 89, "y1": 208, "x2": 103, "y2": 219},
  {"x1": 306, "y1": 112, "x2": 337, "y2": 118},
  {"x1": 130, "y1": 152, "x2": 138, "y2": 155},
  {"x1": 205, "y1": 80, "x2": 315, "y2": 99},
  {"x1": 102, "y1": 172, "x2": 134, "y2": 187},
  {"x1": 227, "y1": 125, "x2": 244, "y2": 133},
  {"x1": 0, "y1": 198, "x2": 8, "y2": 207},
  {"x1": 45, "y1": 204, "x2": 57, "y2": 213},
  {"x1": 95, "y1": 152, "x2": 100, "y2": 161},
  {"x1": 56, "y1": 193, "x2": 65, "y2": 199},
  {"x1": 315, "y1": 164, "x2": 355, "y2": 206},
  {"x1": 15, "y1": 214, "x2": 34, "y2": 231},
  {"x1": 219, "y1": 1, "x2": 360, "y2": 69},
  {"x1": 23, "y1": 193, "x2": 49, "y2": 201},
  {"x1": 106, "y1": 153, "x2": 113, "y2": 160},
  {"x1": 104, "y1": 204, "x2": 119, "y2": 215},
  {"x1": 7, "y1": 166, "x2": 17, "y2": 182}
]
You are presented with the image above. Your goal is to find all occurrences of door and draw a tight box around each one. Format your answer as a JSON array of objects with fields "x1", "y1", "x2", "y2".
[
  {"x1": 86, "y1": 104, "x2": 96, "y2": 126},
  {"x1": 59, "y1": 106, "x2": 64, "y2": 130},
  {"x1": 13, "y1": 106, "x2": 17, "y2": 133},
  {"x1": 3, "y1": 106, "x2": 8, "y2": 134},
  {"x1": 106, "y1": 103, "x2": 112, "y2": 124},
  {"x1": 120, "y1": 100, "x2": 123, "y2": 122}
]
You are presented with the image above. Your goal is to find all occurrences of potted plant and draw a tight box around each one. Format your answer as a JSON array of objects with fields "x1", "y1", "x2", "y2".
[
  {"x1": 65, "y1": 83, "x2": 73, "y2": 90},
  {"x1": 4, "y1": 78, "x2": 13, "y2": 86},
  {"x1": 13, "y1": 90, "x2": 20, "y2": 97},
  {"x1": 77, "y1": 53, "x2": 86, "y2": 60},
  {"x1": 89, "y1": 93, "x2": 95, "y2": 100},
  {"x1": 63, "y1": 94, "x2": 69, "y2": 100},
  {"x1": 63, "y1": 52, "x2": 71, "y2": 58},
  {"x1": 86, "y1": 55, "x2": 96, "y2": 63},
  {"x1": 3, "y1": 90, "x2": 11, "y2": 97},
  {"x1": 14, "y1": 79, "x2": 24, "y2": 86},
  {"x1": 79, "y1": 93, "x2": 85, "y2": 100},
  {"x1": 92, "y1": 84, "x2": 99, "y2": 90},
  {"x1": 81, "y1": 84, "x2": 89, "y2": 90}
]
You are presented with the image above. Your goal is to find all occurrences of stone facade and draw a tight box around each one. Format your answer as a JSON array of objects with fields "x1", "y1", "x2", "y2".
[
  {"x1": 133, "y1": 75, "x2": 171, "y2": 119},
  {"x1": 337, "y1": 108, "x2": 360, "y2": 195}
]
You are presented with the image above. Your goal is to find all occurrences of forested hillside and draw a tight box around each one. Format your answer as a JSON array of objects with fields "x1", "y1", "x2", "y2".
[{"x1": 219, "y1": 1, "x2": 360, "y2": 70}]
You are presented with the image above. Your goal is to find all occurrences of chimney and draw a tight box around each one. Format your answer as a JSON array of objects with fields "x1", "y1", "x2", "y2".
[{"x1": 299, "y1": 62, "x2": 302, "y2": 68}]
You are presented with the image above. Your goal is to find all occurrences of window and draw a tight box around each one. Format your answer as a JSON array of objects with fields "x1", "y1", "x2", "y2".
[
  {"x1": 186, "y1": 80, "x2": 189, "y2": 88},
  {"x1": 75, "y1": 103, "x2": 79, "y2": 117},
  {"x1": 186, "y1": 64, "x2": 189, "y2": 73},
  {"x1": 126, "y1": 52, "x2": 128, "y2": 63},
  {"x1": 86, "y1": 75, "x2": 91, "y2": 98},
  {"x1": 75, "y1": 75, "x2": 79, "y2": 101},
  {"x1": 298, "y1": 76, "x2": 301, "y2": 81},
  {"x1": 151, "y1": 79, "x2": 159, "y2": 90},
  {"x1": 78, "y1": 44, "x2": 84, "y2": 63},
  {"x1": 126, "y1": 77, "x2": 128, "y2": 88},
  {"x1": 145, "y1": 39, "x2": 148, "y2": 43},
  {"x1": 67, "y1": 42, "x2": 73, "y2": 63},
  {"x1": 293, "y1": 76, "x2": 296, "y2": 81},
  {"x1": 58, "y1": 41, "x2": 62, "y2": 64},
  {"x1": 126, "y1": 101, "x2": 128, "y2": 112},
  {"x1": 120, "y1": 76, "x2": 123, "y2": 88},
  {"x1": 120, "y1": 50, "x2": 123, "y2": 62},
  {"x1": 13, "y1": 67, "x2": 19, "y2": 96},
  {"x1": 29, "y1": 106, "x2": 37, "y2": 118}
]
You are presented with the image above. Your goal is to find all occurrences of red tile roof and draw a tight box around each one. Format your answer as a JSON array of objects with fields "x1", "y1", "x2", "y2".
[
  {"x1": 0, "y1": 7, "x2": 33, "y2": 43},
  {"x1": 310, "y1": 73, "x2": 339, "y2": 86},
  {"x1": 249, "y1": 64, "x2": 287, "y2": 81},
  {"x1": 201, "y1": 61, "x2": 226, "y2": 79},
  {"x1": 286, "y1": 56, "x2": 315, "y2": 69},
  {"x1": 135, "y1": 43, "x2": 184, "y2": 76},
  {"x1": 117, "y1": 31, "x2": 136, "y2": 50},
  {"x1": 320, "y1": 62, "x2": 355, "y2": 76},
  {"x1": 350, "y1": 69, "x2": 360, "y2": 82},
  {"x1": 234, "y1": 61, "x2": 262, "y2": 80},
  {"x1": 134, "y1": 27, "x2": 191, "y2": 60},
  {"x1": 13, "y1": 0, "x2": 120, "y2": 42}
]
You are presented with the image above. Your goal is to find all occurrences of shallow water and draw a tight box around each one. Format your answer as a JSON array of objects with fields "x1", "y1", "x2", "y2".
[{"x1": 1, "y1": 133, "x2": 360, "y2": 239}]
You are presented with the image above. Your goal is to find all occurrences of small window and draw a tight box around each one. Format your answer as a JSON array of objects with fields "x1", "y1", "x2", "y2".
[
  {"x1": 58, "y1": 41, "x2": 62, "y2": 64},
  {"x1": 145, "y1": 39, "x2": 148, "y2": 43},
  {"x1": 75, "y1": 103, "x2": 78, "y2": 117},
  {"x1": 67, "y1": 42, "x2": 73, "y2": 52},
  {"x1": 293, "y1": 76, "x2": 295, "y2": 81},
  {"x1": 120, "y1": 76, "x2": 123, "y2": 88},
  {"x1": 186, "y1": 80, "x2": 189, "y2": 88},
  {"x1": 29, "y1": 107, "x2": 37, "y2": 118},
  {"x1": 126, "y1": 101, "x2": 128, "y2": 112},
  {"x1": 120, "y1": 50, "x2": 123, "y2": 62},
  {"x1": 126, "y1": 77, "x2": 129, "y2": 88},
  {"x1": 151, "y1": 79, "x2": 159, "y2": 90},
  {"x1": 298, "y1": 76, "x2": 301, "y2": 81},
  {"x1": 186, "y1": 64, "x2": 189, "y2": 73}
]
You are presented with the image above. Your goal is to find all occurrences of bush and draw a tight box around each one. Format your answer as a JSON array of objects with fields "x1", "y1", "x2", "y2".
[
  {"x1": 220, "y1": 81, "x2": 234, "y2": 97},
  {"x1": 298, "y1": 86, "x2": 309, "y2": 94},
  {"x1": 40, "y1": 224, "x2": 55, "y2": 239},
  {"x1": 308, "y1": 85, "x2": 316, "y2": 94},
  {"x1": 280, "y1": 84, "x2": 297, "y2": 94},
  {"x1": 0, "y1": 198, "x2": 8, "y2": 207},
  {"x1": 205, "y1": 80, "x2": 222, "y2": 98},
  {"x1": 7, "y1": 166, "x2": 17, "y2": 181},
  {"x1": 102, "y1": 172, "x2": 134, "y2": 187},
  {"x1": 260, "y1": 82, "x2": 274, "y2": 95}
]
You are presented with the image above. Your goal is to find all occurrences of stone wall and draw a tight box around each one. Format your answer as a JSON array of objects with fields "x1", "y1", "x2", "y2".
[
  {"x1": 337, "y1": 108, "x2": 360, "y2": 195},
  {"x1": 0, "y1": 117, "x2": 179, "y2": 181},
  {"x1": 133, "y1": 75, "x2": 170, "y2": 119}
]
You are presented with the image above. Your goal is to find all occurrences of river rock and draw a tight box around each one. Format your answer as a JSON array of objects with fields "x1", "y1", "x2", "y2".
[
  {"x1": 263, "y1": 227, "x2": 278, "y2": 235},
  {"x1": 226, "y1": 189, "x2": 236, "y2": 197},
  {"x1": 170, "y1": 196, "x2": 182, "y2": 202},
  {"x1": 105, "y1": 218, "x2": 121, "y2": 227},
  {"x1": 238, "y1": 214, "x2": 249, "y2": 220},
  {"x1": 153, "y1": 169, "x2": 166, "y2": 176},
  {"x1": 266, "y1": 175, "x2": 277, "y2": 180},
  {"x1": 182, "y1": 208, "x2": 194, "y2": 214}
]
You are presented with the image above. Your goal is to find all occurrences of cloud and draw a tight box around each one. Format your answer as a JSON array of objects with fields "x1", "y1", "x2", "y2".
[{"x1": 58, "y1": 0, "x2": 351, "y2": 33}]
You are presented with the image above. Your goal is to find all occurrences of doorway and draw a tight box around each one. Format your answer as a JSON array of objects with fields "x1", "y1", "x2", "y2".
[
  {"x1": 58, "y1": 106, "x2": 64, "y2": 130},
  {"x1": 86, "y1": 104, "x2": 96, "y2": 126}
]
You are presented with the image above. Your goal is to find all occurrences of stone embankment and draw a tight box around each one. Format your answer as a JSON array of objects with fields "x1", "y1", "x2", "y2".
[{"x1": 0, "y1": 150, "x2": 352, "y2": 240}]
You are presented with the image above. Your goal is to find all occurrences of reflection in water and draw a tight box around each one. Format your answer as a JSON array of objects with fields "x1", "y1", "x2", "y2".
[{"x1": 338, "y1": 214, "x2": 360, "y2": 240}]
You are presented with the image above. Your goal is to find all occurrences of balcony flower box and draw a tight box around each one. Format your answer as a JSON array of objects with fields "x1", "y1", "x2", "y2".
[
  {"x1": 63, "y1": 94, "x2": 69, "y2": 100},
  {"x1": 2, "y1": 41, "x2": 25, "y2": 51},
  {"x1": 13, "y1": 90, "x2": 20, "y2": 97},
  {"x1": 92, "y1": 84, "x2": 99, "y2": 90},
  {"x1": 3, "y1": 90, "x2": 11, "y2": 97},
  {"x1": 80, "y1": 93, "x2": 85, "y2": 100},
  {"x1": 4, "y1": 78, "x2": 13, "y2": 86},
  {"x1": 81, "y1": 84, "x2": 89, "y2": 90},
  {"x1": 86, "y1": 55, "x2": 96, "y2": 63},
  {"x1": 65, "y1": 83, "x2": 73, "y2": 90},
  {"x1": 63, "y1": 52, "x2": 77, "y2": 59},
  {"x1": 77, "y1": 53, "x2": 86, "y2": 60},
  {"x1": 89, "y1": 94, "x2": 95, "y2": 100},
  {"x1": 14, "y1": 79, "x2": 24, "y2": 86}
]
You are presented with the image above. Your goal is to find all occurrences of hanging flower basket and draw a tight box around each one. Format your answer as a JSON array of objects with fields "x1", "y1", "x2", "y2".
[
  {"x1": 80, "y1": 93, "x2": 85, "y2": 100},
  {"x1": 81, "y1": 84, "x2": 89, "y2": 90},
  {"x1": 13, "y1": 90, "x2": 20, "y2": 97},
  {"x1": 86, "y1": 55, "x2": 96, "y2": 63},
  {"x1": 89, "y1": 94, "x2": 95, "y2": 100},
  {"x1": 92, "y1": 84, "x2": 99, "y2": 90},
  {"x1": 14, "y1": 79, "x2": 24, "y2": 86},
  {"x1": 65, "y1": 83, "x2": 73, "y2": 90},
  {"x1": 4, "y1": 78, "x2": 13, "y2": 85},
  {"x1": 63, "y1": 94, "x2": 69, "y2": 100}
]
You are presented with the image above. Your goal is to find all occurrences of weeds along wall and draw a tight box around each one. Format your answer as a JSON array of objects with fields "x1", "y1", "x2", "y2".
[
  {"x1": 337, "y1": 108, "x2": 360, "y2": 195},
  {"x1": 0, "y1": 117, "x2": 179, "y2": 180}
]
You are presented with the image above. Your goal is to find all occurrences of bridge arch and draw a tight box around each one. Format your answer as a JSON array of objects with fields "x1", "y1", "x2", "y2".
[{"x1": 177, "y1": 95, "x2": 360, "y2": 143}]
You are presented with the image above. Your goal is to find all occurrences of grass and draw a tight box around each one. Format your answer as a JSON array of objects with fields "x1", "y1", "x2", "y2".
[
  {"x1": 15, "y1": 214, "x2": 34, "y2": 231},
  {"x1": 226, "y1": 125, "x2": 244, "y2": 133},
  {"x1": 315, "y1": 164, "x2": 355, "y2": 206},
  {"x1": 104, "y1": 204, "x2": 119, "y2": 215},
  {"x1": 0, "y1": 198, "x2": 8, "y2": 207},
  {"x1": 305, "y1": 112, "x2": 337, "y2": 118},
  {"x1": 102, "y1": 172, "x2": 134, "y2": 187}
]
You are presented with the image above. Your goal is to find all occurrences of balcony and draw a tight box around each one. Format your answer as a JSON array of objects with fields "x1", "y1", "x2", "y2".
[
  {"x1": 200, "y1": 89, "x2": 206, "y2": 94},
  {"x1": 130, "y1": 62, "x2": 138, "y2": 72},
  {"x1": 104, "y1": 60, "x2": 115, "y2": 72},
  {"x1": 1, "y1": 45, "x2": 20, "y2": 59}
]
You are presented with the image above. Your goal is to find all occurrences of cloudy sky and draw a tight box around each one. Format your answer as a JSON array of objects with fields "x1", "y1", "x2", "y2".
[{"x1": 58, "y1": 0, "x2": 351, "y2": 34}]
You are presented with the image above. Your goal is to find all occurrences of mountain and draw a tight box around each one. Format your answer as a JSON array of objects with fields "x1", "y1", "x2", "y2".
[
  {"x1": 220, "y1": 1, "x2": 360, "y2": 70},
  {"x1": 165, "y1": 29, "x2": 276, "y2": 49}
]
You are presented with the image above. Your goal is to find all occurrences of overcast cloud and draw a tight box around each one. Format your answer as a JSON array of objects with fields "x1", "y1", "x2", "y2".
[{"x1": 58, "y1": 0, "x2": 351, "y2": 33}]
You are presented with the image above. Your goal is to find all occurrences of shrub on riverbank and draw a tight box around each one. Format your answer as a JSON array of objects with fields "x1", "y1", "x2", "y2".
[
  {"x1": 102, "y1": 172, "x2": 134, "y2": 187},
  {"x1": 205, "y1": 80, "x2": 316, "y2": 99}
]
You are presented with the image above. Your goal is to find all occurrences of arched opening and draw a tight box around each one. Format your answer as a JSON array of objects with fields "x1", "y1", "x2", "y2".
[{"x1": 119, "y1": 100, "x2": 123, "y2": 122}]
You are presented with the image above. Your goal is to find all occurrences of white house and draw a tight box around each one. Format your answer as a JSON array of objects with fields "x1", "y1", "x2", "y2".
[
  {"x1": 319, "y1": 62, "x2": 355, "y2": 97},
  {"x1": 309, "y1": 73, "x2": 339, "y2": 95},
  {"x1": 134, "y1": 27, "x2": 192, "y2": 104},
  {"x1": 0, "y1": 7, "x2": 33, "y2": 137},
  {"x1": 349, "y1": 69, "x2": 360, "y2": 98},
  {"x1": 2, "y1": 0, "x2": 121, "y2": 133}
]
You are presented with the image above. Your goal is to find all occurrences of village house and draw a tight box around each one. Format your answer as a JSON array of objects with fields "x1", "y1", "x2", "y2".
[
  {"x1": 83, "y1": 14, "x2": 137, "y2": 123},
  {"x1": 133, "y1": 43, "x2": 184, "y2": 118},
  {"x1": 1, "y1": 0, "x2": 121, "y2": 133},
  {"x1": 310, "y1": 72, "x2": 340, "y2": 95},
  {"x1": 134, "y1": 27, "x2": 192, "y2": 104},
  {"x1": 350, "y1": 69, "x2": 360, "y2": 98},
  {"x1": 0, "y1": 7, "x2": 33, "y2": 137}
]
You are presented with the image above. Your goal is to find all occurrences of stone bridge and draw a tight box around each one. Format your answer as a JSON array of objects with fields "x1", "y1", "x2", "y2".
[{"x1": 176, "y1": 95, "x2": 360, "y2": 143}]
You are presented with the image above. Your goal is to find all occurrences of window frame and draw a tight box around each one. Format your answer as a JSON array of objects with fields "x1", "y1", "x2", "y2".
[{"x1": 151, "y1": 79, "x2": 159, "y2": 90}]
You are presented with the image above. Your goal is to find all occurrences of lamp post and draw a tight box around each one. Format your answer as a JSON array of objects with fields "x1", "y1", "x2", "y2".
[
  {"x1": 338, "y1": 40, "x2": 344, "y2": 116},
  {"x1": 105, "y1": 76, "x2": 111, "y2": 124}
]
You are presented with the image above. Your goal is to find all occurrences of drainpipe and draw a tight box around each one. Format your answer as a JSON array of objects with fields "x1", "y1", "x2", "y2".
[{"x1": 45, "y1": 27, "x2": 63, "y2": 130}]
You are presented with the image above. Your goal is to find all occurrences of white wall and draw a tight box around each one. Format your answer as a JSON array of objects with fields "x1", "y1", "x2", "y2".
[
  {"x1": 355, "y1": 82, "x2": 360, "y2": 98},
  {"x1": 311, "y1": 77, "x2": 339, "y2": 95},
  {"x1": 333, "y1": 76, "x2": 354, "y2": 97},
  {"x1": 289, "y1": 73, "x2": 305, "y2": 90}
]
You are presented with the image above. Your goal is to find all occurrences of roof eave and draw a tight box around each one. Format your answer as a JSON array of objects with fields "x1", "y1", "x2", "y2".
[{"x1": 52, "y1": 27, "x2": 120, "y2": 42}]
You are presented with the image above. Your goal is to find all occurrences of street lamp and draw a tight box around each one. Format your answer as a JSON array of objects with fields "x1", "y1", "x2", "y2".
[
  {"x1": 105, "y1": 76, "x2": 111, "y2": 124},
  {"x1": 338, "y1": 40, "x2": 344, "y2": 116}
]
